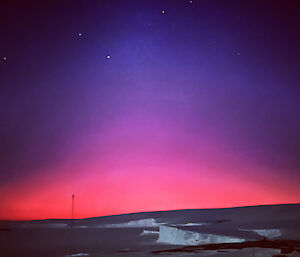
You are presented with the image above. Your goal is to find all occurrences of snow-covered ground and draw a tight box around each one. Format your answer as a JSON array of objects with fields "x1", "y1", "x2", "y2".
[{"x1": 0, "y1": 204, "x2": 299, "y2": 257}]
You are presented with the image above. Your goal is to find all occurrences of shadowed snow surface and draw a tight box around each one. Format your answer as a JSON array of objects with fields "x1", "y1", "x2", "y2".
[{"x1": 0, "y1": 204, "x2": 299, "y2": 257}]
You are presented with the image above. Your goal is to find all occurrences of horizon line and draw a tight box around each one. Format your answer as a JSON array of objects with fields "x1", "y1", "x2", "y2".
[{"x1": 1, "y1": 202, "x2": 299, "y2": 222}]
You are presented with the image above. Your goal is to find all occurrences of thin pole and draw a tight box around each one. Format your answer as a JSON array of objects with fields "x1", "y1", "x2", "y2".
[
  {"x1": 71, "y1": 194, "x2": 75, "y2": 224},
  {"x1": 70, "y1": 194, "x2": 75, "y2": 257}
]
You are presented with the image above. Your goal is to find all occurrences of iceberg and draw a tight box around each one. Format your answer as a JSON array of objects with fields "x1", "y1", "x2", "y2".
[
  {"x1": 157, "y1": 225, "x2": 245, "y2": 246},
  {"x1": 239, "y1": 228, "x2": 281, "y2": 238},
  {"x1": 253, "y1": 229, "x2": 281, "y2": 238}
]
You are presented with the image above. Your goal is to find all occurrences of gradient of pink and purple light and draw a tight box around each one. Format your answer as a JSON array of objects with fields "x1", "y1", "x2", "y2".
[{"x1": 0, "y1": 0, "x2": 299, "y2": 220}]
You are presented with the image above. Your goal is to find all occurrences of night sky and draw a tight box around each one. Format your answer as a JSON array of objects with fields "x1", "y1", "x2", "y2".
[{"x1": 0, "y1": 0, "x2": 299, "y2": 220}]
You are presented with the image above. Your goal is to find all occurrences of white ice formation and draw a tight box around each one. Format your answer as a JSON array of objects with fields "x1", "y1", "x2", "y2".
[
  {"x1": 140, "y1": 229, "x2": 159, "y2": 236},
  {"x1": 252, "y1": 229, "x2": 281, "y2": 238},
  {"x1": 157, "y1": 225, "x2": 245, "y2": 246},
  {"x1": 99, "y1": 218, "x2": 164, "y2": 228},
  {"x1": 176, "y1": 222, "x2": 207, "y2": 227},
  {"x1": 239, "y1": 228, "x2": 281, "y2": 238},
  {"x1": 63, "y1": 253, "x2": 90, "y2": 257}
]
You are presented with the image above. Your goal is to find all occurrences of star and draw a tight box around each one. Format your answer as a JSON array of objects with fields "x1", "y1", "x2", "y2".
[
  {"x1": 189, "y1": 0, "x2": 193, "y2": 3},
  {"x1": 3, "y1": 57, "x2": 7, "y2": 60},
  {"x1": 237, "y1": 52, "x2": 240, "y2": 56},
  {"x1": 78, "y1": 32, "x2": 82, "y2": 37},
  {"x1": 106, "y1": 55, "x2": 111, "y2": 59},
  {"x1": 161, "y1": 10, "x2": 165, "y2": 14}
]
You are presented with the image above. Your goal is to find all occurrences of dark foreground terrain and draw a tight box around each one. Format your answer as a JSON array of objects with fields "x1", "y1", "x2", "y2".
[
  {"x1": 153, "y1": 239, "x2": 300, "y2": 255},
  {"x1": 0, "y1": 204, "x2": 300, "y2": 257}
]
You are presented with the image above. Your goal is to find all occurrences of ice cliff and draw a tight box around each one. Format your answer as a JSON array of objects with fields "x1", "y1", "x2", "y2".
[{"x1": 157, "y1": 225, "x2": 245, "y2": 246}]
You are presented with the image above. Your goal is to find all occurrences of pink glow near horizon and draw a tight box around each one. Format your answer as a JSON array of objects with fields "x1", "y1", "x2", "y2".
[
  {"x1": 1, "y1": 109, "x2": 300, "y2": 220},
  {"x1": 1, "y1": 102, "x2": 300, "y2": 220},
  {"x1": 1, "y1": 3, "x2": 300, "y2": 219},
  {"x1": 1, "y1": 131, "x2": 299, "y2": 220}
]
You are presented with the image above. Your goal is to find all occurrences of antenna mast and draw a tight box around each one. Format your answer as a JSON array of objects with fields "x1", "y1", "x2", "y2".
[
  {"x1": 69, "y1": 194, "x2": 75, "y2": 257},
  {"x1": 71, "y1": 194, "x2": 75, "y2": 222}
]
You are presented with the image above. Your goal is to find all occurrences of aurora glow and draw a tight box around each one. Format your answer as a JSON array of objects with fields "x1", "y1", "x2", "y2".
[{"x1": 0, "y1": 0, "x2": 299, "y2": 220}]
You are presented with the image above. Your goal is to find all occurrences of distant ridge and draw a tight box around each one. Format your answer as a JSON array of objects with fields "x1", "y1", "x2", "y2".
[{"x1": 2, "y1": 203, "x2": 299, "y2": 222}]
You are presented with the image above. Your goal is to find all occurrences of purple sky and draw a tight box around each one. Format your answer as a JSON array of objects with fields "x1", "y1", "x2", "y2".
[{"x1": 0, "y1": 0, "x2": 299, "y2": 220}]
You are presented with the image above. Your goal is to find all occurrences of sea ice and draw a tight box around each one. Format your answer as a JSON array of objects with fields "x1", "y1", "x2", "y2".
[
  {"x1": 63, "y1": 253, "x2": 90, "y2": 257},
  {"x1": 140, "y1": 229, "x2": 159, "y2": 236},
  {"x1": 157, "y1": 225, "x2": 245, "y2": 246},
  {"x1": 98, "y1": 218, "x2": 164, "y2": 228},
  {"x1": 239, "y1": 228, "x2": 281, "y2": 238},
  {"x1": 252, "y1": 229, "x2": 281, "y2": 238},
  {"x1": 176, "y1": 222, "x2": 207, "y2": 227}
]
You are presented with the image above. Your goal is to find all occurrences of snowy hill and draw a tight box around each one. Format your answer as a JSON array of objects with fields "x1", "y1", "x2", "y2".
[{"x1": 0, "y1": 204, "x2": 300, "y2": 257}]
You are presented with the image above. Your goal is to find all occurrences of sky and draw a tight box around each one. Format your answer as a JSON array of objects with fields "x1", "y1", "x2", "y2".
[{"x1": 0, "y1": 0, "x2": 299, "y2": 220}]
